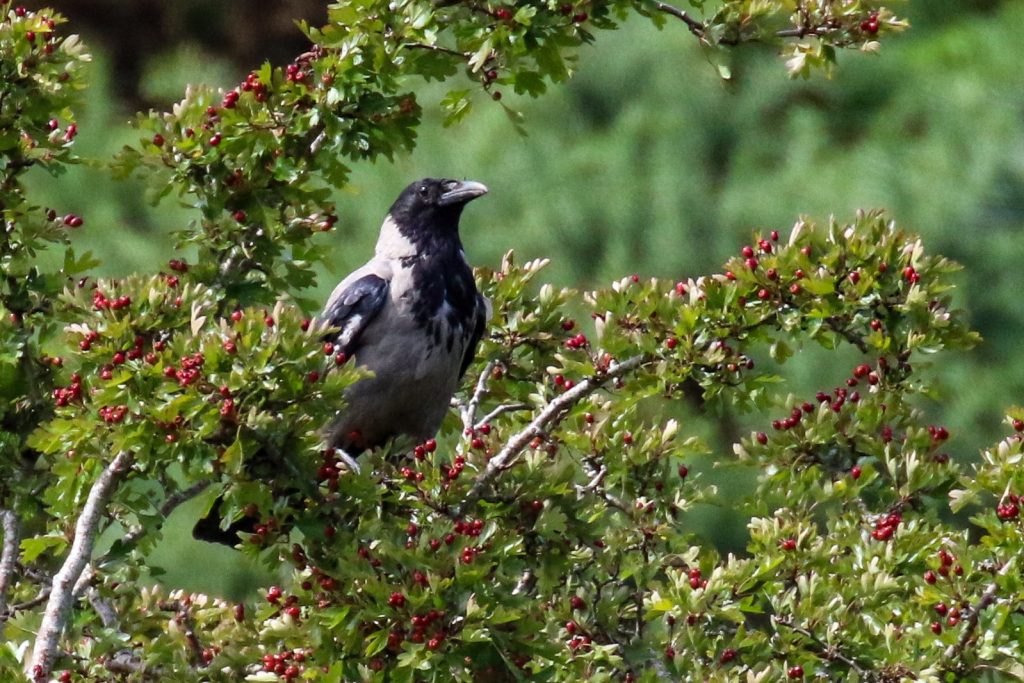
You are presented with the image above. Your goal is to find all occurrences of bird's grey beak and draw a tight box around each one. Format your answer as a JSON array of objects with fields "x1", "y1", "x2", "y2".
[{"x1": 438, "y1": 180, "x2": 488, "y2": 207}]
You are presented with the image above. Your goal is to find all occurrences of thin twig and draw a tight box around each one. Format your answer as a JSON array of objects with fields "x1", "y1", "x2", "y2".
[
  {"x1": 462, "y1": 359, "x2": 496, "y2": 432},
  {"x1": 4, "y1": 589, "x2": 49, "y2": 616},
  {"x1": 161, "y1": 600, "x2": 204, "y2": 666},
  {"x1": 0, "y1": 509, "x2": 19, "y2": 618},
  {"x1": 120, "y1": 480, "x2": 213, "y2": 548},
  {"x1": 826, "y1": 317, "x2": 870, "y2": 353},
  {"x1": 87, "y1": 588, "x2": 118, "y2": 629},
  {"x1": 649, "y1": 1, "x2": 705, "y2": 37},
  {"x1": 777, "y1": 618, "x2": 867, "y2": 675},
  {"x1": 27, "y1": 450, "x2": 133, "y2": 682},
  {"x1": 511, "y1": 569, "x2": 535, "y2": 596},
  {"x1": 404, "y1": 41, "x2": 470, "y2": 59},
  {"x1": 943, "y1": 557, "x2": 1016, "y2": 664},
  {"x1": 458, "y1": 355, "x2": 645, "y2": 514},
  {"x1": 575, "y1": 466, "x2": 607, "y2": 496},
  {"x1": 652, "y1": 0, "x2": 842, "y2": 44},
  {"x1": 474, "y1": 402, "x2": 530, "y2": 430}
]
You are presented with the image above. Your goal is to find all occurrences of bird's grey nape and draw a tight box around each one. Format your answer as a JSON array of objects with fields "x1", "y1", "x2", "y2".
[{"x1": 374, "y1": 214, "x2": 418, "y2": 258}]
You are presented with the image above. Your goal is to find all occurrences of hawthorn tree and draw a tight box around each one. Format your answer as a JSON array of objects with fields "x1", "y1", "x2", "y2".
[{"x1": 2, "y1": 1, "x2": 1024, "y2": 682}]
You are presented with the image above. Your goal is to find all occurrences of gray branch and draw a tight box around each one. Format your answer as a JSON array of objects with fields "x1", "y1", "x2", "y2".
[
  {"x1": 0, "y1": 509, "x2": 19, "y2": 618},
  {"x1": 458, "y1": 355, "x2": 645, "y2": 514},
  {"x1": 461, "y1": 359, "x2": 496, "y2": 432},
  {"x1": 27, "y1": 450, "x2": 133, "y2": 682},
  {"x1": 943, "y1": 556, "x2": 1016, "y2": 664}
]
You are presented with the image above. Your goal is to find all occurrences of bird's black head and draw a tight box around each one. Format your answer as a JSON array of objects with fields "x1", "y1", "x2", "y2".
[{"x1": 387, "y1": 178, "x2": 488, "y2": 244}]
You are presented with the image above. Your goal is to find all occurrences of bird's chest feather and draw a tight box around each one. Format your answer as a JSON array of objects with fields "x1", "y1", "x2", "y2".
[{"x1": 362, "y1": 254, "x2": 478, "y2": 380}]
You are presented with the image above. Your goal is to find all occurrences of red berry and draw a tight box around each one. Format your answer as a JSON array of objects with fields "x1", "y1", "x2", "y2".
[
  {"x1": 231, "y1": 309, "x2": 243, "y2": 322},
  {"x1": 233, "y1": 210, "x2": 247, "y2": 223},
  {"x1": 787, "y1": 666, "x2": 803, "y2": 679},
  {"x1": 756, "y1": 432, "x2": 768, "y2": 445},
  {"x1": 569, "y1": 595, "x2": 586, "y2": 610},
  {"x1": 665, "y1": 646, "x2": 675, "y2": 659},
  {"x1": 388, "y1": 592, "x2": 406, "y2": 608},
  {"x1": 209, "y1": 133, "x2": 222, "y2": 146},
  {"x1": 923, "y1": 570, "x2": 937, "y2": 584},
  {"x1": 930, "y1": 621, "x2": 942, "y2": 635},
  {"x1": 780, "y1": 538, "x2": 796, "y2": 551},
  {"x1": 850, "y1": 465, "x2": 862, "y2": 480},
  {"x1": 719, "y1": 648, "x2": 737, "y2": 664},
  {"x1": 678, "y1": 464, "x2": 688, "y2": 479}
]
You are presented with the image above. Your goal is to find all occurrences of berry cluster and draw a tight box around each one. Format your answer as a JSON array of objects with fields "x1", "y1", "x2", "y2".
[
  {"x1": 163, "y1": 352, "x2": 205, "y2": 387},
  {"x1": 240, "y1": 71, "x2": 269, "y2": 101},
  {"x1": 92, "y1": 289, "x2": 131, "y2": 311},
  {"x1": 412, "y1": 438, "x2": 437, "y2": 460},
  {"x1": 996, "y1": 494, "x2": 1019, "y2": 521},
  {"x1": 870, "y1": 510, "x2": 902, "y2": 541},
  {"x1": 924, "y1": 547, "x2": 965, "y2": 585},
  {"x1": 860, "y1": 11, "x2": 880, "y2": 35},
  {"x1": 51, "y1": 372, "x2": 82, "y2": 406},
  {"x1": 260, "y1": 649, "x2": 307, "y2": 680},
  {"x1": 389, "y1": 609, "x2": 447, "y2": 649},
  {"x1": 564, "y1": 332, "x2": 588, "y2": 350},
  {"x1": 98, "y1": 405, "x2": 128, "y2": 424},
  {"x1": 686, "y1": 566, "x2": 707, "y2": 590}
]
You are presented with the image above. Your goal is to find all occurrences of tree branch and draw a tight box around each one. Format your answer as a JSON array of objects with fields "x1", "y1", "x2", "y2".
[
  {"x1": 27, "y1": 450, "x2": 133, "y2": 682},
  {"x1": 650, "y1": 1, "x2": 706, "y2": 38},
  {"x1": 475, "y1": 402, "x2": 531, "y2": 430},
  {"x1": 461, "y1": 359, "x2": 496, "y2": 432},
  {"x1": 777, "y1": 618, "x2": 867, "y2": 675},
  {"x1": 458, "y1": 355, "x2": 645, "y2": 514},
  {"x1": 120, "y1": 479, "x2": 213, "y2": 549},
  {"x1": 404, "y1": 41, "x2": 469, "y2": 59},
  {"x1": 943, "y1": 556, "x2": 1016, "y2": 665},
  {"x1": 652, "y1": 0, "x2": 843, "y2": 44},
  {"x1": 0, "y1": 508, "x2": 19, "y2": 618}
]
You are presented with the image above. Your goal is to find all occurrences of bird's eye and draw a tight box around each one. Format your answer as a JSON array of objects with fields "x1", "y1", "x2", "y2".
[{"x1": 417, "y1": 185, "x2": 429, "y2": 198}]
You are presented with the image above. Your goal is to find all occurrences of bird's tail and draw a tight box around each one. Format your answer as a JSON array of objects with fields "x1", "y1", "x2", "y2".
[{"x1": 191, "y1": 493, "x2": 259, "y2": 546}]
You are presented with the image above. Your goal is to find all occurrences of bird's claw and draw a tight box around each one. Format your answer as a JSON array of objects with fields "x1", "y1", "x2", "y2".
[{"x1": 335, "y1": 448, "x2": 361, "y2": 474}]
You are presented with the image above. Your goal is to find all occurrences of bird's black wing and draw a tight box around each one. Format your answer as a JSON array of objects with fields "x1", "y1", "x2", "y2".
[
  {"x1": 458, "y1": 293, "x2": 487, "y2": 379},
  {"x1": 320, "y1": 274, "x2": 390, "y2": 355}
]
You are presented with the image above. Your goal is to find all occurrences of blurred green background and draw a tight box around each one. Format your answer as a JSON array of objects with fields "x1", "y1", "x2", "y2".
[{"x1": 21, "y1": 0, "x2": 1024, "y2": 597}]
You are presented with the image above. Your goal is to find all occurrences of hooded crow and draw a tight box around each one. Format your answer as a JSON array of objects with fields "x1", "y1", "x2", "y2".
[
  {"x1": 321, "y1": 177, "x2": 490, "y2": 452},
  {"x1": 193, "y1": 178, "x2": 489, "y2": 544}
]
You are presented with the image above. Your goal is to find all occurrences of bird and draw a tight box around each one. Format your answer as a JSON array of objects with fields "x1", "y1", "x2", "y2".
[
  {"x1": 320, "y1": 177, "x2": 490, "y2": 454},
  {"x1": 193, "y1": 177, "x2": 490, "y2": 545}
]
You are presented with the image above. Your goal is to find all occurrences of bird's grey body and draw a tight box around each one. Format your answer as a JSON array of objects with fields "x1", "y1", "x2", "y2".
[{"x1": 320, "y1": 180, "x2": 489, "y2": 452}]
